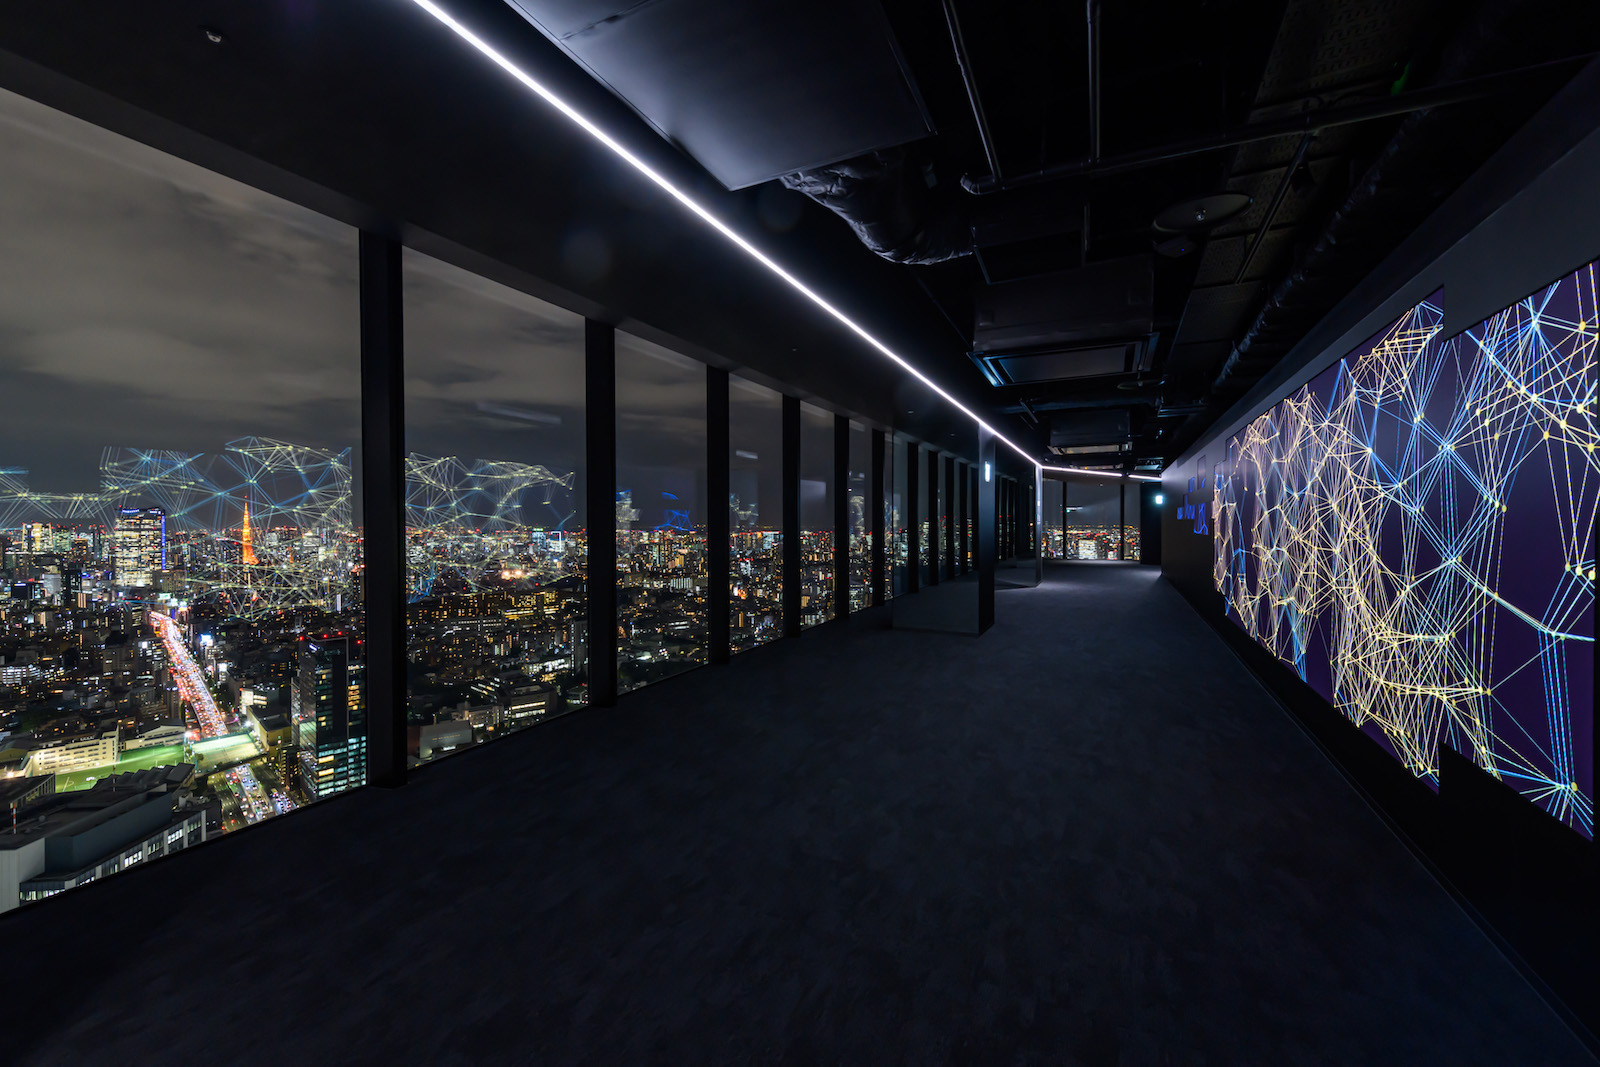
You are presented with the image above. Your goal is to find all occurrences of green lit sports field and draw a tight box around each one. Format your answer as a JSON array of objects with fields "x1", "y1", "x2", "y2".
[{"x1": 54, "y1": 744, "x2": 187, "y2": 792}]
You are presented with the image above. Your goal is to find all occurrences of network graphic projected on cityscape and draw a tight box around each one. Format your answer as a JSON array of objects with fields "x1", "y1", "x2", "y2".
[
  {"x1": 2, "y1": 437, "x2": 356, "y2": 618},
  {"x1": 1215, "y1": 263, "x2": 1597, "y2": 836},
  {"x1": 404, "y1": 453, "x2": 575, "y2": 600}
]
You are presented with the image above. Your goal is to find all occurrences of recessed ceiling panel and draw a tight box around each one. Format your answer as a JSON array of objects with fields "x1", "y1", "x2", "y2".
[
  {"x1": 504, "y1": 0, "x2": 931, "y2": 190},
  {"x1": 991, "y1": 345, "x2": 1132, "y2": 384}
]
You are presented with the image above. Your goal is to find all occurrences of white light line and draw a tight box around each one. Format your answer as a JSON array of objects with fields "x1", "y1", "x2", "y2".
[
  {"x1": 1043, "y1": 465, "x2": 1160, "y2": 482},
  {"x1": 409, "y1": 0, "x2": 1042, "y2": 465}
]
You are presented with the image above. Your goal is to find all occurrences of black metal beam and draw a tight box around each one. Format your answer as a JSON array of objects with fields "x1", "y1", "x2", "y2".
[
  {"x1": 942, "y1": 0, "x2": 1003, "y2": 179},
  {"x1": 1234, "y1": 132, "x2": 1315, "y2": 284},
  {"x1": 707, "y1": 367, "x2": 730, "y2": 663},
  {"x1": 585, "y1": 320, "x2": 618, "y2": 707},
  {"x1": 871, "y1": 429, "x2": 886, "y2": 605},
  {"x1": 783, "y1": 395, "x2": 801, "y2": 636},
  {"x1": 834, "y1": 414, "x2": 849, "y2": 618},
  {"x1": 358, "y1": 231, "x2": 405, "y2": 790}
]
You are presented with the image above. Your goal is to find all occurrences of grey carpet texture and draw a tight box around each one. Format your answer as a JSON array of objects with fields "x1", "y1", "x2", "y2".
[{"x1": 8, "y1": 563, "x2": 1591, "y2": 1065}]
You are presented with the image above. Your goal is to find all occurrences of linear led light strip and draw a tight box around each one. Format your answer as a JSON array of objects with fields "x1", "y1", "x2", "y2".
[
  {"x1": 410, "y1": 0, "x2": 1040, "y2": 469},
  {"x1": 1043, "y1": 465, "x2": 1160, "y2": 482}
]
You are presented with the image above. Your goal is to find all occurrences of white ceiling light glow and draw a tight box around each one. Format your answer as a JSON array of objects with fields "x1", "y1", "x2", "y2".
[
  {"x1": 1043, "y1": 465, "x2": 1160, "y2": 482},
  {"x1": 408, "y1": 0, "x2": 1042, "y2": 465}
]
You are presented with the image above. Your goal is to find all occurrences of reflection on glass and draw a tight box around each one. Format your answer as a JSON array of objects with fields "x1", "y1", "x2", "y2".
[
  {"x1": 616, "y1": 334, "x2": 707, "y2": 691},
  {"x1": 891, "y1": 436, "x2": 908, "y2": 596},
  {"x1": 1042, "y1": 479, "x2": 1065, "y2": 558},
  {"x1": 402, "y1": 250, "x2": 587, "y2": 766},
  {"x1": 1062, "y1": 477, "x2": 1141, "y2": 560},
  {"x1": 847, "y1": 422, "x2": 870, "y2": 611},
  {"x1": 967, "y1": 465, "x2": 976, "y2": 571},
  {"x1": 729, "y1": 377, "x2": 782, "y2": 652},
  {"x1": 799, "y1": 403, "x2": 834, "y2": 628},
  {"x1": 0, "y1": 86, "x2": 363, "y2": 911},
  {"x1": 918, "y1": 448, "x2": 932, "y2": 583}
]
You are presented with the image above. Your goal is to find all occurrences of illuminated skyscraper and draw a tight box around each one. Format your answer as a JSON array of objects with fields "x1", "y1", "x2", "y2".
[
  {"x1": 290, "y1": 633, "x2": 366, "y2": 800},
  {"x1": 240, "y1": 503, "x2": 258, "y2": 566},
  {"x1": 112, "y1": 506, "x2": 166, "y2": 587}
]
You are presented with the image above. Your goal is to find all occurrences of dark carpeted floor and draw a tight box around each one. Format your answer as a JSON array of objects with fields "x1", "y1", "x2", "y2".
[{"x1": 8, "y1": 564, "x2": 1592, "y2": 1065}]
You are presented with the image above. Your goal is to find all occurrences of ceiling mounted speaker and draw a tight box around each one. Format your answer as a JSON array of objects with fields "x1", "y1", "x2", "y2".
[{"x1": 1152, "y1": 192, "x2": 1252, "y2": 233}]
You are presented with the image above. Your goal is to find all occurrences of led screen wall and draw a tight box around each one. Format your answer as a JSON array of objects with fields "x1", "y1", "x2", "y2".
[{"x1": 1215, "y1": 263, "x2": 1597, "y2": 837}]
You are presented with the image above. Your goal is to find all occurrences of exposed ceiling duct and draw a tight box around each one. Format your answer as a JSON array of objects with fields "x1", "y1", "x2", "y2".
[{"x1": 779, "y1": 148, "x2": 973, "y2": 264}]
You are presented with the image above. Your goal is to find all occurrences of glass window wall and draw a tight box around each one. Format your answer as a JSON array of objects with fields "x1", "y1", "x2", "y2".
[
  {"x1": 402, "y1": 250, "x2": 586, "y2": 765},
  {"x1": 1062, "y1": 476, "x2": 1140, "y2": 560},
  {"x1": 890, "y1": 435, "x2": 908, "y2": 596},
  {"x1": 729, "y1": 377, "x2": 782, "y2": 652},
  {"x1": 0, "y1": 84, "x2": 362, "y2": 911},
  {"x1": 847, "y1": 422, "x2": 870, "y2": 612},
  {"x1": 799, "y1": 403, "x2": 834, "y2": 628},
  {"x1": 616, "y1": 334, "x2": 707, "y2": 691}
]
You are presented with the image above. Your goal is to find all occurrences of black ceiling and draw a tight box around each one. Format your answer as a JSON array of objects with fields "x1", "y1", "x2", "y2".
[{"x1": 1, "y1": 0, "x2": 1596, "y2": 473}]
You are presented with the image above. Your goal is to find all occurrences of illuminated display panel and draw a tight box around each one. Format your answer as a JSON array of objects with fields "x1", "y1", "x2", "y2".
[
  {"x1": 1216, "y1": 266, "x2": 1596, "y2": 836},
  {"x1": 729, "y1": 376, "x2": 782, "y2": 653},
  {"x1": 402, "y1": 249, "x2": 587, "y2": 763}
]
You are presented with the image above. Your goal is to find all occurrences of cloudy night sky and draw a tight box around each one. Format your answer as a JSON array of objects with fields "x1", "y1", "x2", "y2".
[{"x1": 0, "y1": 84, "x2": 870, "y2": 533}]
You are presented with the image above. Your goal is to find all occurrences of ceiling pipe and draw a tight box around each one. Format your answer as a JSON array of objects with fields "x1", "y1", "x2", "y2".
[
  {"x1": 942, "y1": 0, "x2": 1003, "y2": 180},
  {"x1": 960, "y1": 52, "x2": 1595, "y2": 194},
  {"x1": 1233, "y1": 131, "x2": 1315, "y2": 284}
]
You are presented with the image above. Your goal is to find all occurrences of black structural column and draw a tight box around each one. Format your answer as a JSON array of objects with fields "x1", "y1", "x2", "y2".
[
  {"x1": 834, "y1": 414, "x2": 849, "y2": 618},
  {"x1": 358, "y1": 232, "x2": 406, "y2": 790},
  {"x1": 585, "y1": 320, "x2": 618, "y2": 707},
  {"x1": 782, "y1": 395, "x2": 801, "y2": 636},
  {"x1": 707, "y1": 367, "x2": 730, "y2": 663},
  {"x1": 944, "y1": 455, "x2": 957, "y2": 577},
  {"x1": 870, "y1": 429, "x2": 885, "y2": 605},
  {"x1": 906, "y1": 440, "x2": 920, "y2": 593},
  {"x1": 977, "y1": 430, "x2": 997, "y2": 634},
  {"x1": 926, "y1": 447, "x2": 940, "y2": 586}
]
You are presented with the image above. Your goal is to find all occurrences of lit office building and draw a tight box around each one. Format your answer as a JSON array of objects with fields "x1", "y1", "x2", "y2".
[
  {"x1": 291, "y1": 633, "x2": 366, "y2": 801},
  {"x1": 112, "y1": 506, "x2": 166, "y2": 588}
]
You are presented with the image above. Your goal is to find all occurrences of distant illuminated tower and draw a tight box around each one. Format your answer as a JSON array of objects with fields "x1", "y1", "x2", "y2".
[
  {"x1": 112, "y1": 506, "x2": 166, "y2": 587},
  {"x1": 241, "y1": 503, "x2": 258, "y2": 566}
]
